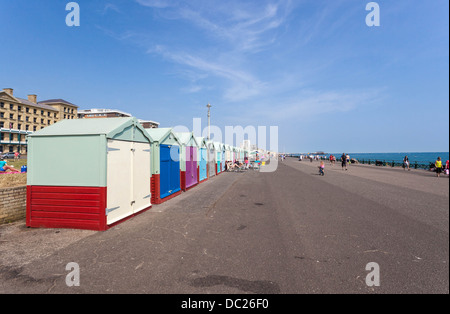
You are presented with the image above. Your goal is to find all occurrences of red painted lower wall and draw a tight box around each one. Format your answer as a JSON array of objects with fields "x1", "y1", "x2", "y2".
[
  {"x1": 150, "y1": 174, "x2": 182, "y2": 205},
  {"x1": 151, "y1": 174, "x2": 159, "y2": 205},
  {"x1": 181, "y1": 171, "x2": 186, "y2": 192},
  {"x1": 27, "y1": 186, "x2": 107, "y2": 231}
]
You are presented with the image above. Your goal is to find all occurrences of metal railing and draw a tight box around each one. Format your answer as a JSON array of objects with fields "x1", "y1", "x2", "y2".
[
  {"x1": 288, "y1": 155, "x2": 439, "y2": 170},
  {"x1": 357, "y1": 159, "x2": 435, "y2": 170}
]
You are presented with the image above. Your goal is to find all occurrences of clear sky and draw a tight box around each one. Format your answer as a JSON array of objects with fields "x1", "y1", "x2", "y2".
[{"x1": 0, "y1": 0, "x2": 448, "y2": 153}]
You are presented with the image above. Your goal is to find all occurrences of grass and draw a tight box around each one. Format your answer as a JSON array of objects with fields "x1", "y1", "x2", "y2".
[{"x1": 0, "y1": 159, "x2": 28, "y2": 188}]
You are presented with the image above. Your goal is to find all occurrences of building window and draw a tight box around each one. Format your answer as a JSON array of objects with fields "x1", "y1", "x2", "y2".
[
  {"x1": 0, "y1": 102, "x2": 4, "y2": 108},
  {"x1": 0, "y1": 122, "x2": 4, "y2": 128},
  {"x1": 17, "y1": 106, "x2": 22, "y2": 111},
  {"x1": 26, "y1": 116, "x2": 29, "y2": 122},
  {"x1": 26, "y1": 107, "x2": 29, "y2": 113},
  {"x1": 33, "y1": 126, "x2": 37, "y2": 131},
  {"x1": 41, "y1": 110, "x2": 44, "y2": 115},
  {"x1": 10, "y1": 104, "x2": 14, "y2": 110},
  {"x1": 34, "y1": 118, "x2": 37, "y2": 123},
  {"x1": 18, "y1": 124, "x2": 22, "y2": 130},
  {"x1": 18, "y1": 115, "x2": 22, "y2": 121},
  {"x1": 26, "y1": 125, "x2": 29, "y2": 131},
  {"x1": 41, "y1": 119, "x2": 44, "y2": 124},
  {"x1": 34, "y1": 109, "x2": 37, "y2": 114},
  {"x1": 10, "y1": 114, "x2": 14, "y2": 119},
  {"x1": 0, "y1": 112, "x2": 4, "y2": 118},
  {"x1": 48, "y1": 120, "x2": 51, "y2": 125}
]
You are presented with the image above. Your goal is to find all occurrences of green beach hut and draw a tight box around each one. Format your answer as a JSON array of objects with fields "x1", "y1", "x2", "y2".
[
  {"x1": 144, "y1": 128, "x2": 183, "y2": 205},
  {"x1": 26, "y1": 117, "x2": 153, "y2": 231}
]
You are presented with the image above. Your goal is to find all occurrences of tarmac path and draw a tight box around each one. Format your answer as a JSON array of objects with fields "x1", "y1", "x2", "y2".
[{"x1": 0, "y1": 158, "x2": 448, "y2": 294}]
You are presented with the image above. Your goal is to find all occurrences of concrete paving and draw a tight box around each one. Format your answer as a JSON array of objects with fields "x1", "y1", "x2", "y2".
[{"x1": 0, "y1": 159, "x2": 448, "y2": 294}]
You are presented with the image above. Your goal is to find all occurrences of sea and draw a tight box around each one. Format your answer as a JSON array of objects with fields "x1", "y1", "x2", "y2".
[{"x1": 295, "y1": 152, "x2": 449, "y2": 165}]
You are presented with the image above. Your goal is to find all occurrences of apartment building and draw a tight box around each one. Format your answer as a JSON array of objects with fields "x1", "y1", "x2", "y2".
[{"x1": 0, "y1": 88, "x2": 78, "y2": 154}]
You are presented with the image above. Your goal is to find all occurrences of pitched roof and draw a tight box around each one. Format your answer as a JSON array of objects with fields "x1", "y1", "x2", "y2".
[
  {"x1": 0, "y1": 91, "x2": 74, "y2": 111},
  {"x1": 174, "y1": 132, "x2": 199, "y2": 147},
  {"x1": 28, "y1": 117, "x2": 152, "y2": 143},
  {"x1": 16, "y1": 97, "x2": 59, "y2": 111},
  {"x1": 145, "y1": 127, "x2": 181, "y2": 145},
  {"x1": 38, "y1": 99, "x2": 78, "y2": 108}
]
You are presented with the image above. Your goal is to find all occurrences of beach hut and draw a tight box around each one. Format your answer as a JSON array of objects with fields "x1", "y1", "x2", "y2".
[
  {"x1": 224, "y1": 144, "x2": 231, "y2": 163},
  {"x1": 221, "y1": 144, "x2": 226, "y2": 172},
  {"x1": 196, "y1": 137, "x2": 208, "y2": 183},
  {"x1": 207, "y1": 141, "x2": 216, "y2": 178},
  {"x1": 26, "y1": 117, "x2": 153, "y2": 231},
  {"x1": 214, "y1": 142, "x2": 223, "y2": 175},
  {"x1": 238, "y1": 148, "x2": 244, "y2": 162},
  {"x1": 224, "y1": 144, "x2": 232, "y2": 171},
  {"x1": 145, "y1": 128, "x2": 182, "y2": 205},
  {"x1": 175, "y1": 132, "x2": 199, "y2": 191}
]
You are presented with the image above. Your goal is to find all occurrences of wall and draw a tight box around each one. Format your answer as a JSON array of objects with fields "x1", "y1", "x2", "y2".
[{"x1": 0, "y1": 186, "x2": 27, "y2": 224}]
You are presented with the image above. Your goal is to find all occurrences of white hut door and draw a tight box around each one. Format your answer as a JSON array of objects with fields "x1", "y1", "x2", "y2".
[
  {"x1": 106, "y1": 140, "x2": 133, "y2": 225},
  {"x1": 132, "y1": 142, "x2": 151, "y2": 214}
]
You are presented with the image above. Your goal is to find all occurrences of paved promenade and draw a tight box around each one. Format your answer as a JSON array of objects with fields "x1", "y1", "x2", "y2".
[{"x1": 0, "y1": 159, "x2": 448, "y2": 294}]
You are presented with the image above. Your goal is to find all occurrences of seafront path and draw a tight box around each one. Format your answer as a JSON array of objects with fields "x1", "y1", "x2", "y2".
[{"x1": 1, "y1": 158, "x2": 448, "y2": 294}]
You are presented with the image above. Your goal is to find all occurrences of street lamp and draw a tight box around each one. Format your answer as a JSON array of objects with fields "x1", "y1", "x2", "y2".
[{"x1": 207, "y1": 103, "x2": 212, "y2": 140}]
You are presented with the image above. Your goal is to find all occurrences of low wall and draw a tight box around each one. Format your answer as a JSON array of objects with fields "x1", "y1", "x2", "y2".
[{"x1": 0, "y1": 186, "x2": 27, "y2": 224}]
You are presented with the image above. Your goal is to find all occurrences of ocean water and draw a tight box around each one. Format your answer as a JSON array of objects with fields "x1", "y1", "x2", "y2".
[{"x1": 328, "y1": 152, "x2": 449, "y2": 165}]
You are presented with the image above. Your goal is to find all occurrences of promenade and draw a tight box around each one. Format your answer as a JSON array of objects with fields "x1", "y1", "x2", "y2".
[{"x1": 0, "y1": 158, "x2": 448, "y2": 294}]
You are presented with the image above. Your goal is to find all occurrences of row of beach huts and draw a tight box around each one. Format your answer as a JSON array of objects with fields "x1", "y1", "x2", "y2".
[{"x1": 25, "y1": 117, "x2": 251, "y2": 231}]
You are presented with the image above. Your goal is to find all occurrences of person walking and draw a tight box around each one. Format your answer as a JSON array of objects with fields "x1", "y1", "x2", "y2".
[
  {"x1": 403, "y1": 155, "x2": 410, "y2": 171},
  {"x1": 341, "y1": 153, "x2": 347, "y2": 170},
  {"x1": 435, "y1": 157, "x2": 443, "y2": 178}
]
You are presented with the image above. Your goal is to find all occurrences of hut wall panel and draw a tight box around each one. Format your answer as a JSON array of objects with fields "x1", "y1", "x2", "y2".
[{"x1": 26, "y1": 186, "x2": 107, "y2": 231}]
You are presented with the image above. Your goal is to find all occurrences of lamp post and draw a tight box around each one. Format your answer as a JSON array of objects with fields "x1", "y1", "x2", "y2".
[{"x1": 207, "y1": 103, "x2": 212, "y2": 140}]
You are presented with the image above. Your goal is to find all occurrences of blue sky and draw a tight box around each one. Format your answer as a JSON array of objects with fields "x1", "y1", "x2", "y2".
[{"x1": 0, "y1": 0, "x2": 448, "y2": 153}]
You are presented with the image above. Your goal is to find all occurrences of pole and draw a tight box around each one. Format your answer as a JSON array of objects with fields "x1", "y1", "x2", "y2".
[{"x1": 207, "y1": 103, "x2": 212, "y2": 140}]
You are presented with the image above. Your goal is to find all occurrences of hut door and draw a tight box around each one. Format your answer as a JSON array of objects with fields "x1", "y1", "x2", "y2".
[
  {"x1": 200, "y1": 148, "x2": 207, "y2": 181},
  {"x1": 208, "y1": 147, "x2": 215, "y2": 177},
  {"x1": 160, "y1": 145, "x2": 181, "y2": 199},
  {"x1": 185, "y1": 146, "x2": 194, "y2": 189},
  {"x1": 106, "y1": 140, "x2": 133, "y2": 225},
  {"x1": 106, "y1": 140, "x2": 151, "y2": 225},
  {"x1": 132, "y1": 142, "x2": 151, "y2": 214}
]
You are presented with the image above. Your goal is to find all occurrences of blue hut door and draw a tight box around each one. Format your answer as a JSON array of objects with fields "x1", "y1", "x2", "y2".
[
  {"x1": 200, "y1": 148, "x2": 207, "y2": 181},
  {"x1": 217, "y1": 151, "x2": 221, "y2": 173},
  {"x1": 160, "y1": 145, "x2": 181, "y2": 199}
]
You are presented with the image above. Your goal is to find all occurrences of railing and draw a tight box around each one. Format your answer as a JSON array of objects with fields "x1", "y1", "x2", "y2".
[
  {"x1": 357, "y1": 159, "x2": 434, "y2": 170},
  {"x1": 288, "y1": 155, "x2": 437, "y2": 170}
]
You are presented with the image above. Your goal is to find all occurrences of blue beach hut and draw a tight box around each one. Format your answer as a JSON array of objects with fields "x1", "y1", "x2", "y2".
[{"x1": 196, "y1": 137, "x2": 208, "y2": 183}]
